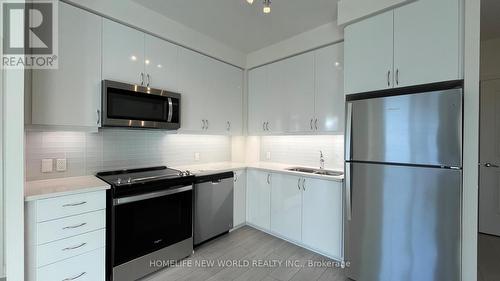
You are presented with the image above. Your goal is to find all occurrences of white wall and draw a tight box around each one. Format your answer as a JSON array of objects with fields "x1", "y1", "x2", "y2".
[
  {"x1": 0, "y1": 34, "x2": 4, "y2": 279},
  {"x1": 260, "y1": 136, "x2": 344, "y2": 171},
  {"x1": 337, "y1": 0, "x2": 416, "y2": 25},
  {"x1": 246, "y1": 22, "x2": 344, "y2": 69},
  {"x1": 463, "y1": 0, "x2": 481, "y2": 280},
  {"x1": 480, "y1": 37, "x2": 500, "y2": 81},
  {"x1": 3, "y1": 70, "x2": 25, "y2": 281},
  {"x1": 65, "y1": 0, "x2": 246, "y2": 68},
  {"x1": 25, "y1": 131, "x2": 232, "y2": 181}
]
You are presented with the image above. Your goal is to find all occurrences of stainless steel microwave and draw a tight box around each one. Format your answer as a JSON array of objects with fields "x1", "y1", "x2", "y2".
[{"x1": 101, "y1": 80, "x2": 181, "y2": 130}]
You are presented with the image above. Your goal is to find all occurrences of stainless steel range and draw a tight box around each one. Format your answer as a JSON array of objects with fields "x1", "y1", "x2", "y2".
[{"x1": 97, "y1": 166, "x2": 194, "y2": 281}]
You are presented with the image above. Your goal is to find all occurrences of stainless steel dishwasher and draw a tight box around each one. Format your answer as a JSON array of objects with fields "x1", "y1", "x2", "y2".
[{"x1": 194, "y1": 172, "x2": 234, "y2": 245}]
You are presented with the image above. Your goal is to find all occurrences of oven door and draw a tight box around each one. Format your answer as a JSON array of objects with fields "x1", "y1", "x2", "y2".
[
  {"x1": 112, "y1": 186, "x2": 193, "y2": 267},
  {"x1": 102, "y1": 80, "x2": 180, "y2": 130}
]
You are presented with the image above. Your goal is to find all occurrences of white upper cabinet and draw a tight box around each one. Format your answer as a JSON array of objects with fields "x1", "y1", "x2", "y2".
[
  {"x1": 344, "y1": 11, "x2": 394, "y2": 95},
  {"x1": 271, "y1": 174, "x2": 302, "y2": 242},
  {"x1": 314, "y1": 43, "x2": 345, "y2": 133},
  {"x1": 31, "y1": 2, "x2": 102, "y2": 129},
  {"x1": 177, "y1": 48, "x2": 212, "y2": 132},
  {"x1": 214, "y1": 62, "x2": 243, "y2": 135},
  {"x1": 302, "y1": 178, "x2": 343, "y2": 260},
  {"x1": 178, "y1": 48, "x2": 243, "y2": 134},
  {"x1": 144, "y1": 35, "x2": 179, "y2": 91},
  {"x1": 267, "y1": 61, "x2": 289, "y2": 133},
  {"x1": 248, "y1": 66, "x2": 270, "y2": 134},
  {"x1": 393, "y1": 0, "x2": 461, "y2": 87},
  {"x1": 285, "y1": 52, "x2": 315, "y2": 133},
  {"x1": 102, "y1": 19, "x2": 145, "y2": 85},
  {"x1": 345, "y1": 0, "x2": 462, "y2": 94},
  {"x1": 247, "y1": 43, "x2": 344, "y2": 135},
  {"x1": 246, "y1": 170, "x2": 271, "y2": 231}
]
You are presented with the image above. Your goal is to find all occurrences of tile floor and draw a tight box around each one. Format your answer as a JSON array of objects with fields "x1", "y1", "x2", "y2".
[
  {"x1": 142, "y1": 226, "x2": 347, "y2": 281},
  {"x1": 478, "y1": 233, "x2": 500, "y2": 281}
]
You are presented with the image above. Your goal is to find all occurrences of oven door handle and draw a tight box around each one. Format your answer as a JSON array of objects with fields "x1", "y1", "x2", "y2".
[{"x1": 113, "y1": 185, "x2": 192, "y2": 205}]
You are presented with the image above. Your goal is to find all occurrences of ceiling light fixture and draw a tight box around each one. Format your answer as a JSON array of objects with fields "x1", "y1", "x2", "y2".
[
  {"x1": 263, "y1": 0, "x2": 271, "y2": 14},
  {"x1": 245, "y1": 0, "x2": 271, "y2": 14}
]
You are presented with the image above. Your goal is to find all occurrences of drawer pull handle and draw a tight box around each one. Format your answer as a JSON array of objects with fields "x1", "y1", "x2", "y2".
[
  {"x1": 62, "y1": 242, "x2": 87, "y2": 251},
  {"x1": 63, "y1": 272, "x2": 86, "y2": 281},
  {"x1": 62, "y1": 201, "x2": 87, "y2": 207},
  {"x1": 63, "y1": 223, "x2": 87, "y2": 230}
]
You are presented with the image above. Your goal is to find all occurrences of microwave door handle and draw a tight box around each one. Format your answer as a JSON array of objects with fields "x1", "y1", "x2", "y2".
[{"x1": 167, "y1": 98, "x2": 173, "y2": 122}]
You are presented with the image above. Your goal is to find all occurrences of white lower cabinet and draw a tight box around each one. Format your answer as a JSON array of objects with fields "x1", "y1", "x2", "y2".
[
  {"x1": 246, "y1": 170, "x2": 271, "y2": 231},
  {"x1": 271, "y1": 174, "x2": 302, "y2": 242},
  {"x1": 302, "y1": 177, "x2": 343, "y2": 260},
  {"x1": 37, "y1": 248, "x2": 105, "y2": 281},
  {"x1": 233, "y1": 170, "x2": 247, "y2": 227},
  {"x1": 246, "y1": 169, "x2": 343, "y2": 260},
  {"x1": 26, "y1": 191, "x2": 107, "y2": 281}
]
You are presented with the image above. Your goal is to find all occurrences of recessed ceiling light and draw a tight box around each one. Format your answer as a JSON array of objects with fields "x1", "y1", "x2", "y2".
[{"x1": 263, "y1": 0, "x2": 271, "y2": 13}]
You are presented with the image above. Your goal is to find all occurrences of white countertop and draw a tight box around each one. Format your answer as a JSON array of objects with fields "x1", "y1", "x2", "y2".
[
  {"x1": 25, "y1": 162, "x2": 342, "y2": 201},
  {"x1": 25, "y1": 176, "x2": 111, "y2": 201},
  {"x1": 174, "y1": 162, "x2": 344, "y2": 182}
]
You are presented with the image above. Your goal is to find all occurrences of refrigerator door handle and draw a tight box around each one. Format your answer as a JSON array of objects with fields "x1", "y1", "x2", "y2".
[
  {"x1": 345, "y1": 102, "x2": 353, "y2": 161},
  {"x1": 345, "y1": 162, "x2": 352, "y2": 221}
]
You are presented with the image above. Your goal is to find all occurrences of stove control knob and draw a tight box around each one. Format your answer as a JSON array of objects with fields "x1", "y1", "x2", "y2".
[
  {"x1": 116, "y1": 178, "x2": 122, "y2": 185},
  {"x1": 126, "y1": 178, "x2": 132, "y2": 184}
]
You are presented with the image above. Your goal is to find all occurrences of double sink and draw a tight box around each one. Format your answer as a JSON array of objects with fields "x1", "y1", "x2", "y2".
[{"x1": 286, "y1": 167, "x2": 344, "y2": 177}]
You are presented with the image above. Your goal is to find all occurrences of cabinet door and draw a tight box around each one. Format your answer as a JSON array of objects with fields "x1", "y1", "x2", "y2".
[
  {"x1": 315, "y1": 43, "x2": 345, "y2": 133},
  {"x1": 31, "y1": 2, "x2": 101, "y2": 128},
  {"x1": 394, "y1": 0, "x2": 461, "y2": 87},
  {"x1": 302, "y1": 178, "x2": 343, "y2": 259},
  {"x1": 271, "y1": 174, "x2": 302, "y2": 242},
  {"x1": 248, "y1": 67, "x2": 269, "y2": 134},
  {"x1": 177, "y1": 48, "x2": 210, "y2": 131},
  {"x1": 233, "y1": 170, "x2": 247, "y2": 227},
  {"x1": 144, "y1": 35, "x2": 178, "y2": 91},
  {"x1": 217, "y1": 64, "x2": 243, "y2": 135},
  {"x1": 344, "y1": 11, "x2": 394, "y2": 95},
  {"x1": 284, "y1": 53, "x2": 315, "y2": 133},
  {"x1": 246, "y1": 170, "x2": 271, "y2": 231},
  {"x1": 267, "y1": 61, "x2": 288, "y2": 133},
  {"x1": 208, "y1": 60, "x2": 243, "y2": 133},
  {"x1": 102, "y1": 19, "x2": 145, "y2": 85}
]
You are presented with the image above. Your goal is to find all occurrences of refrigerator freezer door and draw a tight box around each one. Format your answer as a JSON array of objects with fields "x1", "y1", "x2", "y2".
[
  {"x1": 348, "y1": 88, "x2": 462, "y2": 167},
  {"x1": 345, "y1": 163, "x2": 461, "y2": 281}
]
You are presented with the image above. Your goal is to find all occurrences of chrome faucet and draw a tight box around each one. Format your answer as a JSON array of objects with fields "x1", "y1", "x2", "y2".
[{"x1": 319, "y1": 150, "x2": 325, "y2": 170}]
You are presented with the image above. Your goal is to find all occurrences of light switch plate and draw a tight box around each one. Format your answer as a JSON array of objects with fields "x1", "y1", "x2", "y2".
[
  {"x1": 56, "y1": 159, "x2": 67, "y2": 172},
  {"x1": 266, "y1": 151, "x2": 271, "y2": 160},
  {"x1": 194, "y1": 152, "x2": 200, "y2": 161},
  {"x1": 41, "y1": 159, "x2": 53, "y2": 173}
]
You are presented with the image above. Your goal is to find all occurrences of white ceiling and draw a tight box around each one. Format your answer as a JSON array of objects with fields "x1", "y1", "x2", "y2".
[
  {"x1": 481, "y1": 0, "x2": 500, "y2": 40},
  {"x1": 132, "y1": 0, "x2": 338, "y2": 53}
]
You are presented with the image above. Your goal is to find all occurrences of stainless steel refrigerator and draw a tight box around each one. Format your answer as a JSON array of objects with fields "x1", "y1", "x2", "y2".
[{"x1": 344, "y1": 87, "x2": 462, "y2": 281}]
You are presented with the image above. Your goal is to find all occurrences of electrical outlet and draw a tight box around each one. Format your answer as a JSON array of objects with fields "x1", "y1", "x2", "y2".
[
  {"x1": 41, "y1": 159, "x2": 53, "y2": 173},
  {"x1": 56, "y1": 159, "x2": 67, "y2": 172},
  {"x1": 194, "y1": 152, "x2": 200, "y2": 161},
  {"x1": 266, "y1": 151, "x2": 271, "y2": 160}
]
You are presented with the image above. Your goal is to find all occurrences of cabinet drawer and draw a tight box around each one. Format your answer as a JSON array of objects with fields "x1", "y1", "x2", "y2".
[
  {"x1": 37, "y1": 229, "x2": 105, "y2": 267},
  {"x1": 36, "y1": 191, "x2": 106, "y2": 222},
  {"x1": 37, "y1": 247, "x2": 105, "y2": 281},
  {"x1": 37, "y1": 210, "x2": 106, "y2": 245}
]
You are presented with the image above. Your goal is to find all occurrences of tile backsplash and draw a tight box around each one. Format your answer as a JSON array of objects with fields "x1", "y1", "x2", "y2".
[
  {"x1": 260, "y1": 135, "x2": 344, "y2": 171},
  {"x1": 26, "y1": 130, "x2": 231, "y2": 181}
]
